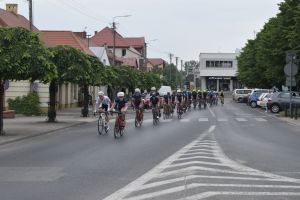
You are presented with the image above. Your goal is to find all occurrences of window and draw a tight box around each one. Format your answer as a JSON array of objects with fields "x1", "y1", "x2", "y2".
[
  {"x1": 122, "y1": 49, "x2": 126, "y2": 56},
  {"x1": 206, "y1": 60, "x2": 233, "y2": 68}
]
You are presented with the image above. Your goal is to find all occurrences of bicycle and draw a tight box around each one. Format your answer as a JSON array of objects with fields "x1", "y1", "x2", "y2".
[
  {"x1": 220, "y1": 96, "x2": 224, "y2": 106},
  {"x1": 97, "y1": 111, "x2": 109, "y2": 135},
  {"x1": 135, "y1": 107, "x2": 143, "y2": 128},
  {"x1": 163, "y1": 104, "x2": 171, "y2": 119},
  {"x1": 192, "y1": 99, "x2": 197, "y2": 109},
  {"x1": 152, "y1": 106, "x2": 159, "y2": 126},
  {"x1": 112, "y1": 111, "x2": 126, "y2": 139},
  {"x1": 177, "y1": 103, "x2": 183, "y2": 119}
]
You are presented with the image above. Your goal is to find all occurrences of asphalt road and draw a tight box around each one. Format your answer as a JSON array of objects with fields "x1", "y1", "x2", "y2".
[{"x1": 0, "y1": 99, "x2": 300, "y2": 200}]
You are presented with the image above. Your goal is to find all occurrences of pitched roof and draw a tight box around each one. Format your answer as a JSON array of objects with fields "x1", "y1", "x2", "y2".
[
  {"x1": 0, "y1": 8, "x2": 39, "y2": 31},
  {"x1": 41, "y1": 31, "x2": 95, "y2": 56},
  {"x1": 91, "y1": 27, "x2": 129, "y2": 47},
  {"x1": 91, "y1": 27, "x2": 145, "y2": 49},
  {"x1": 120, "y1": 57, "x2": 138, "y2": 68},
  {"x1": 148, "y1": 58, "x2": 166, "y2": 66}
]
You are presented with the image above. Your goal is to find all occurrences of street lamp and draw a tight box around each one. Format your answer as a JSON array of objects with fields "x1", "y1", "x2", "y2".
[
  {"x1": 112, "y1": 15, "x2": 131, "y2": 66},
  {"x1": 144, "y1": 39, "x2": 157, "y2": 71}
]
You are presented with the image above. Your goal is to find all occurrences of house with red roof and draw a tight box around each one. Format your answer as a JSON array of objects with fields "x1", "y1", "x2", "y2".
[
  {"x1": 0, "y1": 4, "x2": 102, "y2": 111},
  {"x1": 91, "y1": 27, "x2": 145, "y2": 69},
  {"x1": 146, "y1": 58, "x2": 167, "y2": 71}
]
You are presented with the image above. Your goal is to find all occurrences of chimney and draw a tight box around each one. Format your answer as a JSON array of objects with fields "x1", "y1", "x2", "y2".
[
  {"x1": 6, "y1": 4, "x2": 18, "y2": 15},
  {"x1": 94, "y1": 31, "x2": 98, "y2": 35}
]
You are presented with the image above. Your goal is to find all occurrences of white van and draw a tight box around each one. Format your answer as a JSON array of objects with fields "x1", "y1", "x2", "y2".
[{"x1": 158, "y1": 86, "x2": 172, "y2": 96}]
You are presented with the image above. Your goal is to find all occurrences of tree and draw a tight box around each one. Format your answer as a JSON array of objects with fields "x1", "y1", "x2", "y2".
[
  {"x1": 48, "y1": 46, "x2": 99, "y2": 121},
  {"x1": 0, "y1": 27, "x2": 56, "y2": 134},
  {"x1": 237, "y1": 0, "x2": 300, "y2": 89}
]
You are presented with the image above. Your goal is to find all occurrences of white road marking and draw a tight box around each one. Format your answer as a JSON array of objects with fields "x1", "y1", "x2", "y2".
[
  {"x1": 198, "y1": 118, "x2": 209, "y2": 122},
  {"x1": 180, "y1": 118, "x2": 190, "y2": 122},
  {"x1": 102, "y1": 126, "x2": 214, "y2": 200},
  {"x1": 236, "y1": 118, "x2": 247, "y2": 122},
  {"x1": 255, "y1": 117, "x2": 267, "y2": 122},
  {"x1": 208, "y1": 106, "x2": 216, "y2": 117},
  {"x1": 126, "y1": 119, "x2": 135, "y2": 123},
  {"x1": 217, "y1": 118, "x2": 228, "y2": 122},
  {"x1": 177, "y1": 192, "x2": 300, "y2": 200}
]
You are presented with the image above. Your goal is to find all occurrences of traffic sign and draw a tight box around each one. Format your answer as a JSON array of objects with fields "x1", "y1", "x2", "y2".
[
  {"x1": 284, "y1": 63, "x2": 298, "y2": 76},
  {"x1": 286, "y1": 77, "x2": 297, "y2": 86},
  {"x1": 286, "y1": 51, "x2": 297, "y2": 63}
]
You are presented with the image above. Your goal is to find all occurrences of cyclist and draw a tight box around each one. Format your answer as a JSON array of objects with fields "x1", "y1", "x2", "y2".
[
  {"x1": 94, "y1": 91, "x2": 111, "y2": 124},
  {"x1": 176, "y1": 89, "x2": 183, "y2": 113},
  {"x1": 132, "y1": 88, "x2": 144, "y2": 120},
  {"x1": 150, "y1": 87, "x2": 160, "y2": 119},
  {"x1": 203, "y1": 90, "x2": 207, "y2": 108},
  {"x1": 220, "y1": 90, "x2": 224, "y2": 105},
  {"x1": 197, "y1": 90, "x2": 202, "y2": 109},
  {"x1": 163, "y1": 92, "x2": 171, "y2": 116},
  {"x1": 109, "y1": 92, "x2": 128, "y2": 128},
  {"x1": 171, "y1": 91, "x2": 176, "y2": 113},
  {"x1": 192, "y1": 89, "x2": 197, "y2": 108}
]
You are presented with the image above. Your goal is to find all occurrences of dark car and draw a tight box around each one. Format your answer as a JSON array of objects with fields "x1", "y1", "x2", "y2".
[{"x1": 267, "y1": 91, "x2": 300, "y2": 113}]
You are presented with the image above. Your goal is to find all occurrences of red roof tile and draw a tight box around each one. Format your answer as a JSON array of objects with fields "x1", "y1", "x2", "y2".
[
  {"x1": 0, "y1": 8, "x2": 39, "y2": 31},
  {"x1": 91, "y1": 27, "x2": 145, "y2": 50},
  {"x1": 41, "y1": 31, "x2": 95, "y2": 56},
  {"x1": 120, "y1": 57, "x2": 138, "y2": 68},
  {"x1": 148, "y1": 58, "x2": 166, "y2": 66}
]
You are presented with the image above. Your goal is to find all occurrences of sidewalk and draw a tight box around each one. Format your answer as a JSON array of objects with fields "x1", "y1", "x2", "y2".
[
  {"x1": 0, "y1": 107, "x2": 98, "y2": 145},
  {"x1": 276, "y1": 115, "x2": 300, "y2": 127}
]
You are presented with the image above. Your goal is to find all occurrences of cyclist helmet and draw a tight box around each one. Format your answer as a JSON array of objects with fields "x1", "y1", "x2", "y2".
[
  {"x1": 117, "y1": 92, "x2": 125, "y2": 97},
  {"x1": 135, "y1": 88, "x2": 141, "y2": 93},
  {"x1": 98, "y1": 91, "x2": 104, "y2": 96},
  {"x1": 151, "y1": 87, "x2": 156, "y2": 91},
  {"x1": 197, "y1": 90, "x2": 201, "y2": 92}
]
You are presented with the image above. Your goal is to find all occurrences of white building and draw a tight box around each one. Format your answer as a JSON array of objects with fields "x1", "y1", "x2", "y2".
[{"x1": 198, "y1": 53, "x2": 241, "y2": 91}]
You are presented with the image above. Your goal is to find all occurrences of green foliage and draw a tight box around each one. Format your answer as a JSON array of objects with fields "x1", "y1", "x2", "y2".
[
  {"x1": 237, "y1": 0, "x2": 300, "y2": 88},
  {"x1": 0, "y1": 27, "x2": 56, "y2": 82},
  {"x1": 8, "y1": 92, "x2": 42, "y2": 116}
]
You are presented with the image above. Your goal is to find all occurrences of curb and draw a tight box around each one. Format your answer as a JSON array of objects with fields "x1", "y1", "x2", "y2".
[{"x1": 0, "y1": 121, "x2": 88, "y2": 146}]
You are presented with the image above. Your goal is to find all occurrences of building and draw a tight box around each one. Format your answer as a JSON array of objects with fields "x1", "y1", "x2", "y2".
[
  {"x1": 91, "y1": 27, "x2": 145, "y2": 69},
  {"x1": 198, "y1": 53, "x2": 241, "y2": 91},
  {"x1": 146, "y1": 58, "x2": 167, "y2": 72}
]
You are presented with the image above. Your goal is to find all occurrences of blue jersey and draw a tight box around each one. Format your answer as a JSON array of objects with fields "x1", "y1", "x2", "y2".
[{"x1": 114, "y1": 97, "x2": 128, "y2": 111}]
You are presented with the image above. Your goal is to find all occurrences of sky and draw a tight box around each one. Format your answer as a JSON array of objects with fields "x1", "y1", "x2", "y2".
[{"x1": 0, "y1": 0, "x2": 283, "y2": 63}]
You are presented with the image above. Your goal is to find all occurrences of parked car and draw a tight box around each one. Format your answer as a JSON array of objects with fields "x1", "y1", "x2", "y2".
[
  {"x1": 267, "y1": 91, "x2": 300, "y2": 113},
  {"x1": 232, "y1": 89, "x2": 253, "y2": 103},
  {"x1": 257, "y1": 93, "x2": 272, "y2": 108},
  {"x1": 248, "y1": 89, "x2": 270, "y2": 108}
]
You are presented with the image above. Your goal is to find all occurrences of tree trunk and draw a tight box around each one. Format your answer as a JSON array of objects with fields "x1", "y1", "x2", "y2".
[
  {"x1": 0, "y1": 80, "x2": 5, "y2": 135},
  {"x1": 48, "y1": 80, "x2": 57, "y2": 122},
  {"x1": 81, "y1": 84, "x2": 89, "y2": 117}
]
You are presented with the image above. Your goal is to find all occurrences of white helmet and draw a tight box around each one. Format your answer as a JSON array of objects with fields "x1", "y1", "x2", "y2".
[
  {"x1": 151, "y1": 87, "x2": 156, "y2": 91},
  {"x1": 135, "y1": 88, "x2": 141, "y2": 93},
  {"x1": 98, "y1": 91, "x2": 104, "y2": 96},
  {"x1": 117, "y1": 92, "x2": 125, "y2": 97}
]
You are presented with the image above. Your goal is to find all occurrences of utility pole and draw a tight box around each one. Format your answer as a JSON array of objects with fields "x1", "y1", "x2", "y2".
[
  {"x1": 180, "y1": 60, "x2": 183, "y2": 89},
  {"x1": 112, "y1": 21, "x2": 116, "y2": 66},
  {"x1": 28, "y1": 0, "x2": 33, "y2": 31},
  {"x1": 175, "y1": 57, "x2": 179, "y2": 89},
  {"x1": 169, "y1": 53, "x2": 174, "y2": 84}
]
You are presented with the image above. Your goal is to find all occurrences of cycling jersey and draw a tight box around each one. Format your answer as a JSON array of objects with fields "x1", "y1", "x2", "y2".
[
  {"x1": 163, "y1": 95, "x2": 169, "y2": 104},
  {"x1": 150, "y1": 94, "x2": 159, "y2": 106},
  {"x1": 132, "y1": 92, "x2": 142, "y2": 108},
  {"x1": 95, "y1": 96, "x2": 111, "y2": 111},
  {"x1": 114, "y1": 97, "x2": 128, "y2": 111},
  {"x1": 176, "y1": 93, "x2": 183, "y2": 103},
  {"x1": 192, "y1": 91, "x2": 197, "y2": 99}
]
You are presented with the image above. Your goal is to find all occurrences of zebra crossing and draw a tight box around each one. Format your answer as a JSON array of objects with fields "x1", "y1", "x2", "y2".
[
  {"x1": 126, "y1": 116, "x2": 271, "y2": 124},
  {"x1": 103, "y1": 125, "x2": 300, "y2": 200}
]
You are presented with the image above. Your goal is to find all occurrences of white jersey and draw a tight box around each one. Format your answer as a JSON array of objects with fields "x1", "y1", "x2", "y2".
[{"x1": 95, "y1": 96, "x2": 111, "y2": 109}]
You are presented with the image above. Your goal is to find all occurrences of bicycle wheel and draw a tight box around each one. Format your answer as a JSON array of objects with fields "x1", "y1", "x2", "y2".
[
  {"x1": 114, "y1": 125, "x2": 120, "y2": 138},
  {"x1": 98, "y1": 116, "x2": 104, "y2": 135},
  {"x1": 104, "y1": 121, "x2": 109, "y2": 134},
  {"x1": 135, "y1": 117, "x2": 139, "y2": 127}
]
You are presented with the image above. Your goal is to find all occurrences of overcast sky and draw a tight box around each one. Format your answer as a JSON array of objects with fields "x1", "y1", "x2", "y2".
[{"x1": 0, "y1": 0, "x2": 283, "y2": 63}]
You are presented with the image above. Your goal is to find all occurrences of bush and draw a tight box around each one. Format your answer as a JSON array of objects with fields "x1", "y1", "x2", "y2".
[{"x1": 8, "y1": 92, "x2": 42, "y2": 116}]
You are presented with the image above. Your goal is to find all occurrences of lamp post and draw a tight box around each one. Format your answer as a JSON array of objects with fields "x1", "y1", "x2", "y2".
[
  {"x1": 144, "y1": 39, "x2": 157, "y2": 71},
  {"x1": 112, "y1": 15, "x2": 131, "y2": 66}
]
